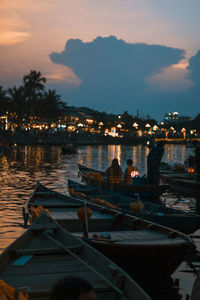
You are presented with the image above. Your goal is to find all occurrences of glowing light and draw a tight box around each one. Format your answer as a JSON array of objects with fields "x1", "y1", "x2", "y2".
[
  {"x1": 145, "y1": 123, "x2": 150, "y2": 128},
  {"x1": 131, "y1": 170, "x2": 139, "y2": 177},
  {"x1": 117, "y1": 124, "x2": 122, "y2": 128},
  {"x1": 86, "y1": 119, "x2": 93, "y2": 124},
  {"x1": 153, "y1": 125, "x2": 158, "y2": 131}
]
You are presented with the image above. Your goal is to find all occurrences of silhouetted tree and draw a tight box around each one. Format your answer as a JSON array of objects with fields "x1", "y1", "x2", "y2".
[
  {"x1": 0, "y1": 86, "x2": 9, "y2": 114},
  {"x1": 7, "y1": 86, "x2": 27, "y2": 128},
  {"x1": 40, "y1": 89, "x2": 67, "y2": 127},
  {"x1": 23, "y1": 70, "x2": 46, "y2": 115}
]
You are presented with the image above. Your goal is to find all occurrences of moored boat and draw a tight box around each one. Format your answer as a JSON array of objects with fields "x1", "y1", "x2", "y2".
[
  {"x1": 0, "y1": 212, "x2": 150, "y2": 300},
  {"x1": 78, "y1": 164, "x2": 169, "y2": 202},
  {"x1": 61, "y1": 144, "x2": 78, "y2": 155},
  {"x1": 27, "y1": 182, "x2": 193, "y2": 282},
  {"x1": 67, "y1": 179, "x2": 200, "y2": 234},
  {"x1": 160, "y1": 171, "x2": 200, "y2": 198}
]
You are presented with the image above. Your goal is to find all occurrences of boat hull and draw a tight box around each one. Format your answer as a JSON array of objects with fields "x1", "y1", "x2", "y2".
[{"x1": 27, "y1": 182, "x2": 193, "y2": 280}]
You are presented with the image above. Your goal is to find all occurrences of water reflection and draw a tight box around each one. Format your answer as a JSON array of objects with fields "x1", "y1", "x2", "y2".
[{"x1": 0, "y1": 144, "x2": 195, "y2": 253}]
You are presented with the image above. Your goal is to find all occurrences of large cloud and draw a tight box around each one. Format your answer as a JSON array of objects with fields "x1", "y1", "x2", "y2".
[
  {"x1": 187, "y1": 50, "x2": 200, "y2": 86},
  {"x1": 49, "y1": 36, "x2": 186, "y2": 117}
]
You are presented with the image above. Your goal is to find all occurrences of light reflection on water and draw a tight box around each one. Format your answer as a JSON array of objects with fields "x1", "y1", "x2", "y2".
[{"x1": 0, "y1": 144, "x2": 195, "y2": 252}]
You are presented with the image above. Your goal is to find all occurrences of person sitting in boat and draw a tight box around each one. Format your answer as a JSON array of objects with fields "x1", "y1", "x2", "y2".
[
  {"x1": 123, "y1": 159, "x2": 139, "y2": 184},
  {"x1": 147, "y1": 141, "x2": 165, "y2": 185},
  {"x1": 105, "y1": 158, "x2": 122, "y2": 184},
  {"x1": 50, "y1": 276, "x2": 97, "y2": 300}
]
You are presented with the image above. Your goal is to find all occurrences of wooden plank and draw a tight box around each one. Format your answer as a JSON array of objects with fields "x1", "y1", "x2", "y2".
[
  {"x1": 4, "y1": 258, "x2": 96, "y2": 276},
  {"x1": 31, "y1": 200, "x2": 81, "y2": 208},
  {"x1": 1, "y1": 271, "x2": 111, "y2": 291}
]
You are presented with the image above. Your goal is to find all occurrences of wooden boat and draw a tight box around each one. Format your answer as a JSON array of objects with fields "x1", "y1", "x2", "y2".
[
  {"x1": 61, "y1": 144, "x2": 78, "y2": 155},
  {"x1": 78, "y1": 164, "x2": 169, "y2": 202},
  {"x1": 26, "y1": 182, "x2": 193, "y2": 282},
  {"x1": 190, "y1": 270, "x2": 200, "y2": 300},
  {"x1": 67, "y1": 179, "x2": 200, "y2": 235},
  {"x1": 0, "y1": 212, "x2": 150, "y2": 300},
  {"x1": 160, "y1": 169, "x2": 200, "y2": 198}
]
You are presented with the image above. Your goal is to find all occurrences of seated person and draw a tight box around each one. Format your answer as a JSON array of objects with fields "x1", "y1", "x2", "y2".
[
  {"x1": 123, "y1": 159, "x2": 139, "y2": 184},
  {"x1": 105, "y1": 158, "x2": 122, "y2": 184}
]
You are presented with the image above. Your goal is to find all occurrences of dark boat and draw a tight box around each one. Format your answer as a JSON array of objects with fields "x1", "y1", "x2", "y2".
[
  {"x1": 61, "y1": 144, "x2": 78, "y2": 155},
  {"x1": 78, "y1": 164, "x2": 169, "y2": 202},
  {"x1": 26, "y1": 182, "x2": 193, "y2": 281},
  {"x1": 67, "y1": 179, "x2": 200, "y2": 235},
  {"x1": 190, "y1": 270, "x2": 200, "y2": 300},
  {"x1": 160, "y1": 169, "x2": 200, "y2": 198},
  {"x1": 0, "y1": 212, "x2": 150, "y2": 300}
]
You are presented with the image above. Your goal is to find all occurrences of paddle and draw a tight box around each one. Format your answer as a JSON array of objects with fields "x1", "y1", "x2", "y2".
[{"x1": 77, "y1": 201, "x2": 92, "y2": 238}]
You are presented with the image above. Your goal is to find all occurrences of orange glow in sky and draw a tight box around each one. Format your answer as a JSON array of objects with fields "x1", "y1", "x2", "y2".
[{"x1": 0, "y1": 0, "x2": 199, "y2": 116}]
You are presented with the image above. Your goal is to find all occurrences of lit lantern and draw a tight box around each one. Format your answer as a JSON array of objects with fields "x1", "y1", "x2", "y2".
[
  {"x1": 131, "y1": 170, "x2": 139, "y2": 177},
  {"x1": 188, "y1": 168, "x2": 195, "y2": 173}
]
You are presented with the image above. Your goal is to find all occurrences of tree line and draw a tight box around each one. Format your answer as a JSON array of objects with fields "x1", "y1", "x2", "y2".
[
  {"x1": 0, "y1": 70, "x2": 67, "y2": 128},
  {"x1": 0, "y1": 70, "x2": 199, "y2": 132}
]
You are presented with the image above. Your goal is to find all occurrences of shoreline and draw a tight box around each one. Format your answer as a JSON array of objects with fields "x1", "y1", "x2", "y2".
[{"x1": 0, "y1": 132, "x2": 196, "y2": 147}]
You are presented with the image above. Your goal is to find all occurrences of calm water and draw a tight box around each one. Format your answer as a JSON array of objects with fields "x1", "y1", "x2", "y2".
[{"x1": 0, "y1": 144, "x2": 195, "y2": 253}]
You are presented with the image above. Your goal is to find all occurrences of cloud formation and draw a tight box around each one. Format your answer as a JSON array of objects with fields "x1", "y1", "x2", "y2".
[
  {"x1": 50, "y1": 36, "x2": 185, "y2": 117},
  {"x1": 0, "y1": 2, "x2": 30, "y2": 45}
]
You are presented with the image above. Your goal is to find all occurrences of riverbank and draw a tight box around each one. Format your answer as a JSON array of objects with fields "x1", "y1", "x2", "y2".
[{"x1": 0, "y1": 131, "x2": 199, "y2": 147}]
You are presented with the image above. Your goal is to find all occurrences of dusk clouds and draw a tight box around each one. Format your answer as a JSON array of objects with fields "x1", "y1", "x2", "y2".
[
  {"x1": 1, "y1": 1, "x2": 200, "y2": 119},
  {"x1": 50, "y1": 36, "x2": 186, "y2": 117}
]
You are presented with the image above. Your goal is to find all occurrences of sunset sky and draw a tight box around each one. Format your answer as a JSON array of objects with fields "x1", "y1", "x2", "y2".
[{"x1": 0, "y1": 0, "x2": 200, "y2": 120}]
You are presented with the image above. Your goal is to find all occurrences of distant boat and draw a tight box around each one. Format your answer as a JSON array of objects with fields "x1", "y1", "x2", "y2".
[
  {"x1": 68, "y1": 179, "x2": 200, "y2": 235},
  {"x1": 78, "y1": 164, "x2": 169, "y2": 202},
  {"x1": 27, "y1": 181, "x2": 193, "y2": 280},
  {"x1": 61, "y1": 144, "x2": 78, "y2": 155},
  {"x1": 0, "y1": 212, "x2": 150, "y2": 300},
  {"x1": 160, "y1": 166, "x2": 200, "y2": 198}
]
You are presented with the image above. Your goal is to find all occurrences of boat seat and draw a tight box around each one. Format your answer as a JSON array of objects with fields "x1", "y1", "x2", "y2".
[{"x1": 11, "y1": 245, "x2": 84, "y2": 256}]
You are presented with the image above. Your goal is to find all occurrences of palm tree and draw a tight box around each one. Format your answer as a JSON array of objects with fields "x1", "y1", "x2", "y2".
[
  {"x1": 0, "y1": 86, "x2": 9, "y2": 114},
  {"x1": 23, "y1": 70, "x2": 46, "y2": 115},
  {"x1": 7, "y1": 86, "x2": 27, "y2": 128},
  {"x1": 41, "y1": 89, "x2": 66, "y2": 128}
]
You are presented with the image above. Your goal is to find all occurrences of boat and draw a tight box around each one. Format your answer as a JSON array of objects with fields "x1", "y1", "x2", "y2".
[
  {"x1": 26, "y1": 182, "x2": 193, "y2": 282},
  {"x1": 160, "y1": 169, "x2": 200, "y2": 198},
  {"x1": 0, "y1": 212, "x2": 150, "y2": 300},
  {"x1": 61, "y1": 144, "x2": 78, "y2": 155},
  {"x1": 190, "y1": 270, "x2": 200, "y2": 300},
  {"x1": 78, "y1": 164, "x2": 169, "y2": 202},
  {"x1": 67, "y1": 179, "x2": 200, "y2": 235}
]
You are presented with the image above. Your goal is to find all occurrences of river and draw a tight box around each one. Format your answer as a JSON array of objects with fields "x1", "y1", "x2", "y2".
[
  {"x1": 0, "y1": 143, "x2": 195, "y2": 253},
  {"x1": 0, "y1": 143, "x2": 198, "y2": 299}
]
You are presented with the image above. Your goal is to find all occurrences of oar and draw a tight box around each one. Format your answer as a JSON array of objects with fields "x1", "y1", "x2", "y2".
[
  {"x1": 22, "y1": 207, "x2": 29, "y2": 228},
  {"x1": 84, "y1": 200, "x2": 89, "y2": 237},
  {"x1": 77, "y1": 203, "x2": 92, "y2": 238},
  {"x1": 135, "y1": 193, "x2": 144, "y2": 214}
]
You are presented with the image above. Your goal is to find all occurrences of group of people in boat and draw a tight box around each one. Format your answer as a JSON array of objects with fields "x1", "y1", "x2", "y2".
[
  {"x1": 105, "y1": 158, "x2": 139, "y2": 185},
  {"x1": 105, "y1": 141, "x2": 165, "y2": 186},
  {"x1": 105, "y1": 140, "x2": 200, "y2": 186}
]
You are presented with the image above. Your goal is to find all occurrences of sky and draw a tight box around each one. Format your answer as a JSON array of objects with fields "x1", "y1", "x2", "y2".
[{"x1": 0, "y1": 0, "x2": 200, "y2": 121}]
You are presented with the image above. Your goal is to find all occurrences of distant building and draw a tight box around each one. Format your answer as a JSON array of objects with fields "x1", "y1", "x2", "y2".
[{"x1": 163, "y1": 112, "x2": 191, "y2": 124}]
